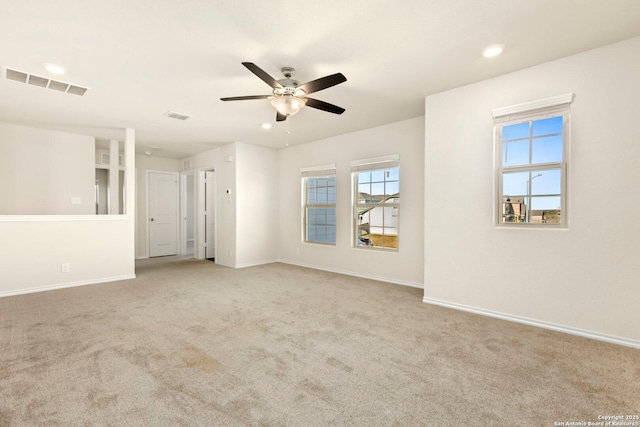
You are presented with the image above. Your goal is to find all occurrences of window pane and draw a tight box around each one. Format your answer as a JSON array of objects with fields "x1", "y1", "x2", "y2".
[
  {"x1": 307, "y1": 187, "x2": 316, "y2": 204},
  {"x1": 387, "y1": 167, "x2": 399, "y2": 181},
  {"x1": 531, "y1": 169, "x2": 561, "y2": 195},
  {"x1": 531, "y1": 196, "x2": 561, "y2": 224},
  {"x1": 326, "y1": 226, "x2": 336, "y2": 243},
  {"x1": 305, "y1": 174, "x2": 336, "y2": 244},
  {"x1": 503, "y1": 122, "x2": 529, "y2": 141},
  {"x1": 502, "y1": 171, "x2": 528, "y2": 197},
  {"x1": 532, "y1": 135, "x2": 563, "y2": 164},
  {"x1": 317, "y1": 187, "x2": 328, "y2": 204},
  {"x1": 306, "y1": 208, "x2": 316, "y2": 225},
  {"x1": 356, "y1": 207, "x2": 372, "y2": 246},
  {"x1": 532, "y1": 116, "x2": 562, "y2": 137},
  {"x1": 327, "y1": 186, "x2": 336, "y2": 204},
  {"x1": 326, "y1": 208, "x2": 336, "y2": 225},
  {"x1": 354, "y1": 166, "x2": 400, "y2": 249},
  {"x1": 497, "y1": 111, "x2": 566, "y2": 227},
  {"x1": 371, "y1": 182, "x2": 384, "y2": 197},
  {"x1": 307, "y1": 226, "x2": 316, "y2": 241},
  {"x1": 503, "y1": 139, "x2": 530, "y2": 166},
  {"x1": 371, "y1": 170, "x2": 385, "y2": 182},
  {"x1": 502, "y1": 196, "x2": 526, "y2": 223},
  {"x1": 385, "y1": 206, "x2": 398, "y2": 227},
  {"x1": 358, "y1": 171, "x2": 371, "y2": 184},
  {"x1": 385, "y1": 181, "x2": 399, "y2": 197},
  {"x1": 358, "y1": 183, "x2": 370, "y2": 203}
]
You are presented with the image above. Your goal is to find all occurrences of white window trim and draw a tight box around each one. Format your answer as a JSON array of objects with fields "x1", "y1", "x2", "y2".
[
  {"x1": 492, "y1": 93, "x2": 574, "y2": 120},
  {"x1": 301, "y1": 163, "x2": 336, "y2": 177},
  {"x1": 493, "y1": 94, "x2": 573, "y2": 228}
]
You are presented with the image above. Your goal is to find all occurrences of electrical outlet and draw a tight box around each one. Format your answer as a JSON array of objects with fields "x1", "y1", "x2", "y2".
[
  {"x1": 61, "y1": 263, "x2": 71, "y2": 273},
  {"x1": 71, "y1": 197, "x2": 81, "y2": 205}
]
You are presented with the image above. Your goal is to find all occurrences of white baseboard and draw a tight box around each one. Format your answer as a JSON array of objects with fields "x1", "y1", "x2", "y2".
[
  {"x1": 422, "y1": 296, "x2": 640, "y2": 350},
  {"x1": 0, "y1": 274, "x2": 137, "y2": 299},
  {"x1": 278, "y1": 259, "x2": 423, "y2": 289},
  {"x1": 236, "y1": 259, "x2": 278, "y2": 269},
  {"x1": 136, "y1": 256, "x2": 149, "y2": 260},
  {"x1": 216, "y1": 259, "x2": 278, "y2": 269}
]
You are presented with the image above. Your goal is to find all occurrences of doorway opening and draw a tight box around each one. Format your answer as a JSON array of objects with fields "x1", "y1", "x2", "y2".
[
  {"x1": 197, "y1": 167, "x2": 216, "y2": 262},
  {"x1": 180, "y1": 171, "x2": 196, "y2": 257}
]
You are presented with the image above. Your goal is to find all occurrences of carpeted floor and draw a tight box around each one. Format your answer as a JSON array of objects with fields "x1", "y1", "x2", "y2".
[{"x1": 1, "y1": 258, "x2": 638, "y2": 426}]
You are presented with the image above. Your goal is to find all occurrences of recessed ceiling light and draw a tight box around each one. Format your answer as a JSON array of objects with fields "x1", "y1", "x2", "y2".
[
  {"x1": 261, "y1": 123, "x2": 272, "y2": 129},
  {"x1": 42, "y1": 63, "x2": 66, "y2": 75},
  {"x1": 483, "y1": 44, "x2": 505, "y2": 58}
]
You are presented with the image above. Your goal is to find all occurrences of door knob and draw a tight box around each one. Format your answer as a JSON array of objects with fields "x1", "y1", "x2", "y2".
[{"x1": 150, "y1": 218, "x2": 155, "y2": 221}]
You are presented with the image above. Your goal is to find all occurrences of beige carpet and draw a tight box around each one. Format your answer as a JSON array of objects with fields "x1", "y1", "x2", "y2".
[{"x1": 1, "y1": 258, "x2": 638, "y2": 426}]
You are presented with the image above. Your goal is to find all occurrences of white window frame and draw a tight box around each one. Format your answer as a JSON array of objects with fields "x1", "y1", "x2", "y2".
[
  {"x1": 301, "y1": 164, "x2": 337, "y2": 245},
  {"x1": 350, "y1": 154, "x2": 400, "y2": 250},
  {"x1": 493, "y1": 93, "x2": 574, "y2": 227}
]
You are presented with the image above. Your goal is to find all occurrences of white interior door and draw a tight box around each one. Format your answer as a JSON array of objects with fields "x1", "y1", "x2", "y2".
[
  {"x1": 205, "y1": 170, "x2": 216, "y2": 260},
  {"x1": 149, "y1": 171, "x2": 178, "y2": 257}
]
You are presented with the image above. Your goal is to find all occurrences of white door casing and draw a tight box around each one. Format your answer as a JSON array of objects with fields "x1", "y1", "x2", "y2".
[
  {"x1": 149, "y1": 171, "x2": 179, "y2": 257},
  {"x1": 205, "y1": 170, "x2": 216, "y2": 260}
]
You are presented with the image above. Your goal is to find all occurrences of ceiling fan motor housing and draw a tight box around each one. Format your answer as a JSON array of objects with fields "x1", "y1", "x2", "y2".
[{"x1": 281, "y1": 67, "x2": 295, "y2": 78}]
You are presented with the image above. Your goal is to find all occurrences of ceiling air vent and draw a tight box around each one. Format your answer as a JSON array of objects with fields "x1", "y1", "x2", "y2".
[
  {"x1": 6, "y1": 69, "x2": 28, "y2": 83},
  {"x1": 2, "y1": 66, "x2": 89, "y2": 96},
  {"x1": 165, "y1": 111, "x2": 191, "y2": 121}
]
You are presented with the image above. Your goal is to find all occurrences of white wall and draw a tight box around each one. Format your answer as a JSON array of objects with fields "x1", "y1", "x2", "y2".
[
  {"x1": 134, "y1": 154, "x2": 181, "y2": 258},
  {"x1": 212, "y1": 144, "x2": 236, "y2": 267},
  {"x1": 181, "y1": 142, "x2": 278, "y2": 268},
  {"x1": 0, "y1": 127, "x2": 136, "y2": 297},
  {"x1": 0, "y1": 123, "x2": 95, "y2": 215},
  {"x1": 278, "y1": 117, "x2": 425, "y2": 287},
  {"x1": 235, "y1": 142, "x2": 279, "y2": 267},
  {"x1": 423, "y1": 37, "x2": 640, "y2": 345}
]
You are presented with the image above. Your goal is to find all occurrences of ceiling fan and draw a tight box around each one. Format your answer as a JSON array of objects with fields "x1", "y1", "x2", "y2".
[{"x1": 221, "y1": 62, "x2": 347, "y2": 122}]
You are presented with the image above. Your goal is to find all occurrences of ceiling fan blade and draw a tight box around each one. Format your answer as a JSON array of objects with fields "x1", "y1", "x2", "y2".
[
  {"x1": 242, "y1": 62, "x2": 282, "y2": 89},
  {"x1": 297, "y1": 73, "x2": 346, "y2": 95},
  {"x1": 276, "y1": 111, "x2": 287, "y2": 122},
  {"x1": 220, "y1": 95, "x2": 271, "y2": 101},
  {"x1": 303, "y1": 97, "x2": 345, "y2": 115}
]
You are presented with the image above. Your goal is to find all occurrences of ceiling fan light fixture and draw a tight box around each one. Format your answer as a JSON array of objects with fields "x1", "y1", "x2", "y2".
[{"x1": 271, "y1": 95, "x2": 306, "y2": 117}]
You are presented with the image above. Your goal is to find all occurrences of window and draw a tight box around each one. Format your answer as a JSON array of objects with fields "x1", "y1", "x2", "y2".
[
  {"x1": 351, "y1": 155, "x2": 400, "y2": 249},
  {"x1": 302, "y1": 164, "x2": 336, "y2": 244},
  {"x1": 493, "y1": 94, "x2": 573, "y2": 226}
]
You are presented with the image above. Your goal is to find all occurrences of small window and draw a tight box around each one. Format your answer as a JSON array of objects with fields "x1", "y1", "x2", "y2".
[
  {"x1": 351, "y1": 155, "x2": 399, "y2": 249},
  {"x1": 302, "y1": 165, "x2": 336, "y2": 244},
  {"x1": 493, "y1": 94, "x2": 573, "y2": 226}
]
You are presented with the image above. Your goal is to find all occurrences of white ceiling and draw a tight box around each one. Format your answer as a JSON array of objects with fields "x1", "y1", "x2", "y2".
[{"x1": 1, "y1": 0, "x2": 639, "y2": 159}]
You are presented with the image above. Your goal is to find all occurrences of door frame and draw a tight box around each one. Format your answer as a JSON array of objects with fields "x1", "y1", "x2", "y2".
[
  {"x1": 146, "y1": 169, "x2": 180, "y2": 258},
  {"x1": 197, "y1": 165, "x2": 217, "y2": 260},
  {"x1": 179, "y1": 170, "x2": 196, "y2": 256}
]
